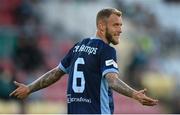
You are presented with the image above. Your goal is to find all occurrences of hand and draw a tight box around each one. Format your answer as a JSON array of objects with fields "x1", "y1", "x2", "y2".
[
  {"x1": 9, "y1": 81, "x2": 30, "y2": 99},
  {"x1": 132, "y1": 89, "x2": 158, "y2": 106}
]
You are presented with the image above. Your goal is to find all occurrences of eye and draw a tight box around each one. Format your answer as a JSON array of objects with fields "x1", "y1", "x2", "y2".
[{"x1": 113, "y1": 23, "x2": 122, "y2": 27}]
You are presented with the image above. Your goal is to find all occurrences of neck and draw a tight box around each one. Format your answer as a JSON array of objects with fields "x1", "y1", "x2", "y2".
[{"x1": 96, "y1": 30, "x2": 109, "y2": 44}]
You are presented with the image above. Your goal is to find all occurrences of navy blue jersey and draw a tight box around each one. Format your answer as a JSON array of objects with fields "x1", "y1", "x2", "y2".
[{"x1": 58, "y1": 37, "x2": 119, "y2": 114}]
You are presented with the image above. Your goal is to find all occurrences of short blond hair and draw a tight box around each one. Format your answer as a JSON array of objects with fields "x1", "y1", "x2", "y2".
[{"x1": 96, "y1": 8, "x2": 122, "y2": 27}]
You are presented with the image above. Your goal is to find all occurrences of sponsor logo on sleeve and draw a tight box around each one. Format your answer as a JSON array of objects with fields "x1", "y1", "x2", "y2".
[{"x1": 105, "y1": 59, "x2": 118, "y2": 68}]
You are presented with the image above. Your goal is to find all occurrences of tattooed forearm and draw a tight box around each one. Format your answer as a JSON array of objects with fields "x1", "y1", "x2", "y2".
[
  {"x1": 106, "y1": 73, "x2": 136, "y2": 98},
  {"x1": 28, "y1": 67, "x2": 65, "y2": 93}
]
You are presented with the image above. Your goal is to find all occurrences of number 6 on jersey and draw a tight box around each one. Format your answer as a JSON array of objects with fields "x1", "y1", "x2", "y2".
[{"x1": 72, "y1": 58, "x2": 85, "y2": 93}]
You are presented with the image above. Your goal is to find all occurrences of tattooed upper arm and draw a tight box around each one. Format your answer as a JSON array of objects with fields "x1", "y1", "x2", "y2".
[
  {"x1": 105, "y1": 72, "x2": 136, "y2": 98},
  {"x1": 28, "y1": 66, "x2": 65, "y2": 93}
]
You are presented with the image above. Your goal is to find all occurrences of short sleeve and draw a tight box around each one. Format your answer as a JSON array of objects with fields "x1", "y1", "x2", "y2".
[
  {"x1": 58, "y1": 46, "x2": 74, "y2": 73},
  {"x1": 100, "y1": 46, "x2": 119, "y2": 77}
]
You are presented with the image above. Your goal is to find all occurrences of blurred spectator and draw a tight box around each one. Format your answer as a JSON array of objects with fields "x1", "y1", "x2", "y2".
[
  {"x1": 170, "y1": 93, "x2": 180, "y2": 113},
  {"x1": 13, "y1": 0, "x2": 34, "y2": 26},
  {"x1": 0, "y1": 62, "x2": 16, "y2": 100},
  {"x1": 164, "y1": 0, "x2": 180, "y2": 3},
  {"x1": 0, "y1": 0, "x2": 21, "y2": 26},
  {"x1": 125, "y1": 50, "x2": 149, "y2": 89},
  {"x1": 12, "y1": 33, "x2": 45, "y2": 73}
]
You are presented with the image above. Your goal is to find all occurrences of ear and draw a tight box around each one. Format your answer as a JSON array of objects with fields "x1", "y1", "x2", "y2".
[{"x1": 97, "y1": 20, "x2": 105, "y2": 31}]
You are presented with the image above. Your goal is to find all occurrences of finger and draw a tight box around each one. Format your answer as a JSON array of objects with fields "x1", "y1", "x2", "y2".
[
  {"x1": 143, "y1": 96, "x2": 158, "y2": 102},
  {"x1": 14, "y1": 81, "x2": 22, "y2": 87},
  {"x1": 142, "y1": 98, "x2": 159, "y2": 105},
  {"x1": 9, "y1": 90, "x2": 18, "y2": 97},
  {"x1": 136, "y1": 88, "x2": 147, "y2": 95},
  {"x1": 17, "y1": 95, "x2": 23, "y2": 99},
  {"x1": 9, "y1": 92, "x2": 15, "y2": 97},
  {"x1": 143, "y1": 98, "x2": 156, "y2": 103},
  {"x1": 10, "y1": 88, "x2": 22, "y2": 97},
  {"x1": 142, "y1": 101, "x2": 158, "y2": 106},
  {"x1": 140, "y1": 88, "x2": 147, "y2": 94},
  {"x1": 13, "y1": 90, "x2": 22, "y2": 97},
  {"x1": 140, "y1": 99, "x2": 156, "y2": 106},
  {"x1": 152, "y1": 99, "x2": 159, "y2": 104},
  {"x1": 143, "y1": 88, "x2": 147, "y2": 93},
  {"x1": 143, "y1": 102, "x2": 156, "y2": 106},
  {"x1": 17, "y1": 93, "x2": 27, "y2": 99}
]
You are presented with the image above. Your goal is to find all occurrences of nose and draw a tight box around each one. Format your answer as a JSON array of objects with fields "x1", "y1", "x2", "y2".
[
  {"x1": 118, "y1": 27, "x2": 122, "y2": 34},
  {"x1": 119, "y1": 29, "x2": 122, "y2": 34}
]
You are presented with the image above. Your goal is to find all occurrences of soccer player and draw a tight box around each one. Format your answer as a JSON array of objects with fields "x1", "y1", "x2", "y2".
[{"x1": 10, "y1": 8, "x2": 158, "y2": 114}]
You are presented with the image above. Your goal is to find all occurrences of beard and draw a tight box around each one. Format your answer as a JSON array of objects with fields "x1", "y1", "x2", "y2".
[{"x1": 105, "y1": 27, "x2": 118, "y2": 45}]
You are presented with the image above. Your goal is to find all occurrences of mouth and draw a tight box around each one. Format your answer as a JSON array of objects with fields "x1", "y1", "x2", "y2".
[
  {"x1": 114, "y1": 33, "x2": 120, "y2": 37},
  {"x1": 114, "y1": 35, "x2": 120, "y2": 38}
]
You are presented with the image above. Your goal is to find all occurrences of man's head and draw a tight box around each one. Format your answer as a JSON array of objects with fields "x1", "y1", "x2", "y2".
[{"x1": 96, "y1": 8, "x2": 122, "y2": 45}]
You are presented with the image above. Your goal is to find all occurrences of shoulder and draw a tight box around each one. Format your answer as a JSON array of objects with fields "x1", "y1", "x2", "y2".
[
  {"x1": 104, "y1": 44, "x2": 116, "y2": 51},
  {"x1": 79, "y1": 38, "x2": 91, "y2": 43},
  {"x1": 76, "y1": 37, "x2": 116, "y2": 53},
  {"x1": 89, "y1": 37, "x2": 115, "y2": 49},
  {"x1": 100, "y1": 43, "x2": 116, "y2": 54}
]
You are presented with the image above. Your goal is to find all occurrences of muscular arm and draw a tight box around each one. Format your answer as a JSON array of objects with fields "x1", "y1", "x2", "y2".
[
  {"x1": 28, "y1": 66, "x2": 65, "y2": 93},
  {"x1": 105, "y1": 72, "x2": 136, "y2": 98},
  {"x1": 106, "y1": 72, "x2": 158, "y2": 106}
]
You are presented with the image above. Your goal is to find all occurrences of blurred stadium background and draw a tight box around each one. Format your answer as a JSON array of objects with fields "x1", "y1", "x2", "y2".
[{"x1": 0, "y1": 0, "x2": 180, "y2": 114}]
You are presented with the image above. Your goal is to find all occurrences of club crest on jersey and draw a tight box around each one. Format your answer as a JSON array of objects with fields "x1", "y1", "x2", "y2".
[{"x1": 105, "y1": 59, "x2": 118, "y2": 68}]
